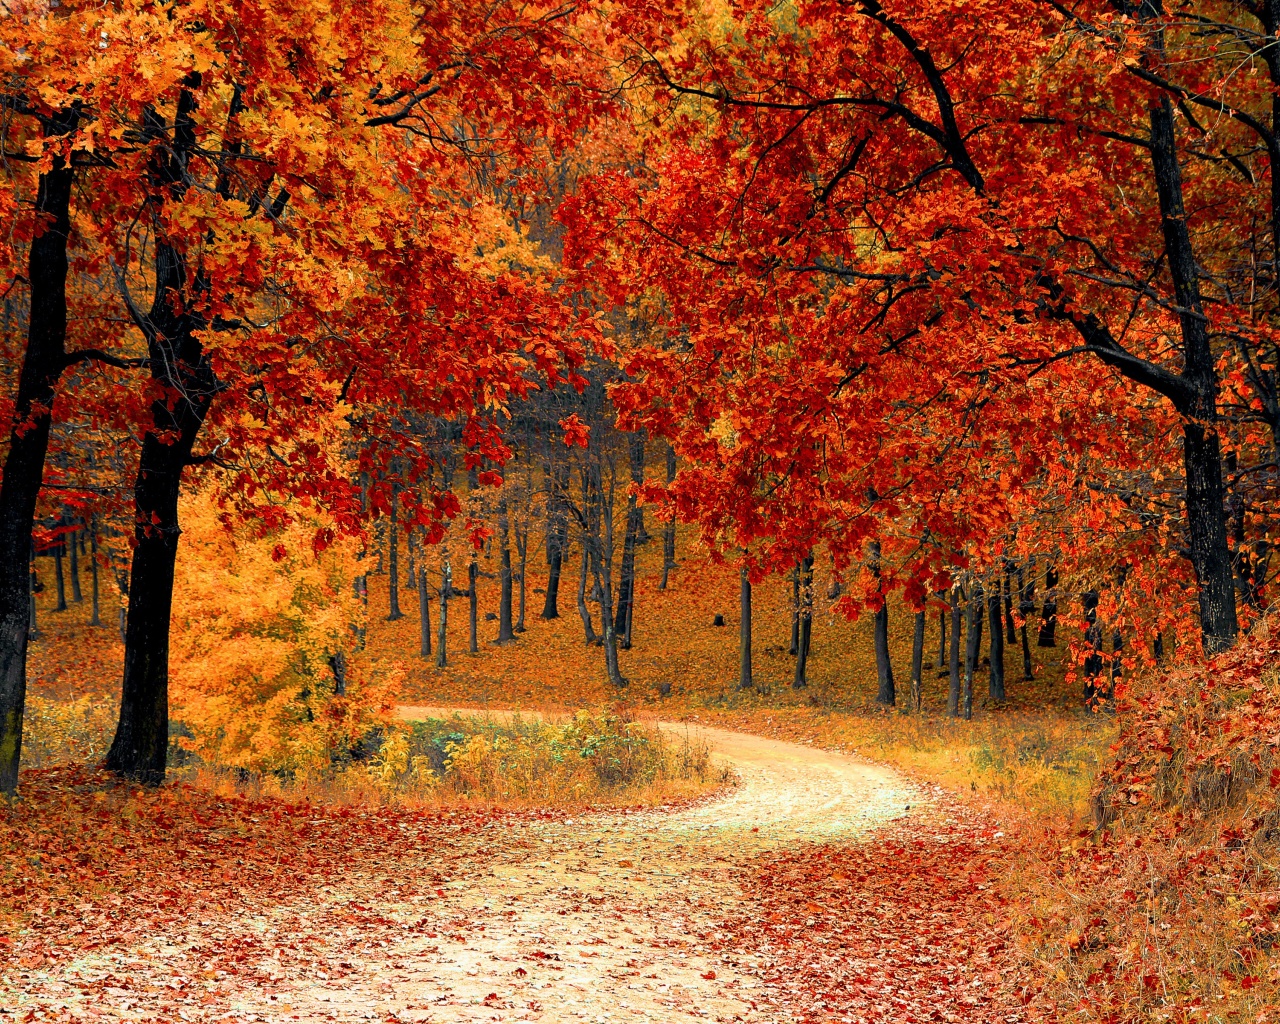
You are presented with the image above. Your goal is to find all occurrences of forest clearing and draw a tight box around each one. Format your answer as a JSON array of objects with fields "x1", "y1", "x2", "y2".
[{"x1": 5, "y1": 1, "x2": 1280, "y2": 1022}]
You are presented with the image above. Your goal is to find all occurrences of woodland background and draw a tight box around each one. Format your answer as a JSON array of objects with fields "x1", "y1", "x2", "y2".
[{"x1": 4, "y1": 0, "x2": 1280, "y2": 1020}]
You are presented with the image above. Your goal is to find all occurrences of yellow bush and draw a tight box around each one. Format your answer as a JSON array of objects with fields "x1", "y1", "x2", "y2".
[{"x1": 169, "y1": 486, "x2": 399, "y2": 778}]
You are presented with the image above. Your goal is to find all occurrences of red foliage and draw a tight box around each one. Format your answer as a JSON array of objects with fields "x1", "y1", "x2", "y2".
[
  {"x1": 719, "y1": 813, "x2": 1037, "y2": 1023},
  {"x1": 0, "y1": 765, "x2": 560, "y2": 971}
]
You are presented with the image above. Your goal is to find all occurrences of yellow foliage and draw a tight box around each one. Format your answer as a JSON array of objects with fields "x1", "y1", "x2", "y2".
[{"x1": 169, "y1": 488, "x2": 398, "y2": 776}]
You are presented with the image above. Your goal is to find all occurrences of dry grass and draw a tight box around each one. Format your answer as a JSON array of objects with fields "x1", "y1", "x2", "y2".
[
  {"x1": 174, "y1": 710, "x2": 731, "y2": 810},
  {"x1": 19, "y1": 694, "x2": 117, "y2": 769},
  {"x1": 688, "y1": 702, "x2": 1112, "y2": 816}
]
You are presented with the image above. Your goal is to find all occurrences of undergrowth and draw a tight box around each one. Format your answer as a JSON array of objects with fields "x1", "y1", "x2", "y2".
[
  {"x1": 1011, "y1": 630, "x2": 1280, "y2": 1023},
  {"x1": 189, "y1": 710, "x2": 730, "y2": 809}
]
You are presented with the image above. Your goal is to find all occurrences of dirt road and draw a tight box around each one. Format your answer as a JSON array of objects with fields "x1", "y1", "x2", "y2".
[
  {"x1": 281, "y1": 711, "x2": 918, "y2": 1022},
  {"x1": 6, "y1": 716, "x2": 929, "y2": 1023}
]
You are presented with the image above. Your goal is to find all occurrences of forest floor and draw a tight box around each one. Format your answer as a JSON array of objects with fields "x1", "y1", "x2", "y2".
[{"x1": 3, "y1": 719, "x2": 1035, "y2": 1023}]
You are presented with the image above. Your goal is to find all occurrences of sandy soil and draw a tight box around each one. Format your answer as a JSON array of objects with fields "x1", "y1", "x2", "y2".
[{"x1": 11, "y1": 716, "x2": 917, "y2": 1023}]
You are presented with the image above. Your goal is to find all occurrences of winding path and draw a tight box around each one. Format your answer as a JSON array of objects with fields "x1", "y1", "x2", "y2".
[
  {"x1": 8, "y1": 715, "x2": 926, "y2": 1024},
  {"x1": 288, "y1": 708, "x2": 918, "y2": 1023}
]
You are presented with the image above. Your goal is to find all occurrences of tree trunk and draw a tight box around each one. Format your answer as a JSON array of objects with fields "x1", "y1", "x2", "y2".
[
  {"x1": 497, "y1": 494, "x2": 514, "y2": 643},
  {"x1": 1003, "y1": 567, "x2": 1015, "y2": 644},
  {"x1": 587, "y1": 461, "x2": 627, "y2": 689},
  {"x1": 541, "y1": 462, "x2": 568, "y2": 619},
  {"x1": 988, "y1": 584, "x2": 1006, "y2": 701},
  {"x1": 614, "y1": 436, "x2": 644, "y2": 649},
  {"x1": 108, "y1": 87, "x2": 219, "y2": 784},
  {"x1": 1083, "y1": 591, "x2": 1104, "y2": 706},
  {"x1": 871, "y1": 542, "x2": 893, "y2": 706},
  {"x1": 387, "y1": 485, "x2": 403, "y2": 621},
  {"x1": 948, "y1": 586, "x2": 962, "y2": 717},
  {"x1": 1147, "y1": 94, "x2": 1239, "y2": 655},
  {"x1": 436, "y1": 554, "x2": 450, "y2": 668},
  {"x1": 1018, "y1": 565, "x2": 1034, "y2": 680},
  {"x1": 0, "y1": 138, "x2": 75, "y2": 797},
  {"x1": 328, "y1": 651, "x2": 346, "y2": 696},
  {"x1": 874, "y1": 601, "x2": 894, "y2": 705},
  {"x1": 418, "y1": 559, "x2": 432, "y2": 657},
  {"x1": 89, "y1": 523, "x2": 102, "y2": 627},
  {"x1": 789, "y1": 565, "x2": 801, "y2": 656},
  {"x1": 576, "y1": 542, "x2": 598, "y2": 644},
  {"x1": 938, "y1": 606, "x2": 947, "y2": 672},
  {"x1": 660, "y1": 444, "x2": 677, "y2": 590},
  {"x1": 792, "y1": 555, "x2": 814, "y2": 688},
  {"x1": 910, "y1": 609, "x2": 925, "y2": 712},
  {"x1": 1038, "y1": 566, "x2": 1058, "y2": 647},
  {"x1": 108, "y1": 432, "x2": 194, "y2": 783},
  {"x1": 69, "y1": 528, "x2": 82, "y2": 603},
  {"x1": 738, "y1": 561, "x2": 753, "y2": 691},
  {"x1": 468, "y1": 557, "x2": 479, "y2": 654},
  {"x1": 514, "y1": 515, "x2": 528, "y2": 633},
  {"x1": 53, "y1": 542, "x2": 67, "y2": 612},
  {"x1": 963, "y1": 583, "x2": 983, "y2": 721},
  {"x1": 405, "y1": 530, "x2": 416, "y2": 593}
]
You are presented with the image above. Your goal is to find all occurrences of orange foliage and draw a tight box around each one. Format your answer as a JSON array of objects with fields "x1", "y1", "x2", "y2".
[{"x1": 168, "y1": 487, "x2": 399, "y2": 776}]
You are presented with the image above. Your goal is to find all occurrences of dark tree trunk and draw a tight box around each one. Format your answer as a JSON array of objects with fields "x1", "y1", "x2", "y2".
[
  {"x1": 1146, "y1": 95, "x2": 1239, "y2": 655},
  {"x1": 910, "y1": 609, "x2": 925, "y2": 712},
  {"x1": 328, "y1": 651, "x2": 346, "y2": 696},
  {"x1": 69, "y1": 529, "x2": 82, "y2": 603},
  {"x1": 405, "y1": 532, "x2": 416, "y2": 593},
  {"x1": 865, "y1": 542, "x2": 896, "y2": 706},
  {"x1": 874, "y1": 603, "x2": 894, "y2": 705},
  {"x1": 0, "y1": 134, "x2": 75, "y2": 796},
  {"x1": 871, "y1": 542, "x2": 894, "y2": 706},
  {"x1": 53, "y1": 542, "x2": 67, "y2": 612},
  {"x1": 613, "y1": 435, "x2": 644, "y2": 649},
  {"x1": 497, "y1": 494, "x2": 514, "y2": 643},
  {"x1": 963, "y1": 583, "x2": 983, "y2": 721},
  {"x1": 89, "y1": 524, "x2": 102, "y2": 627},
  {"x1": 1018, "y1": 565, "x2": 1034, "y2": 680},
  {"x1": 789, "y1": 565, "x2": 801, "y2": 656},
  {"x1": 659, "y1": 444, "x2": 677, "y2": 591},
  {"x1": 938, "y1": 605, "x2": 947, "y2": 672},
  {"x1": 792, "y1": 555, "x2": 814, "y2": 688},
  {"x1": 738, "y1": 561, "x2": 753, "y2": 691},
  {"x1": 418, "y1": 559, "x2": 432, "y2": 657},
  {"x1": 576, "y1": 543, "x2": 598, "y2": 644},
  {"x1": 1083, "y1": 591, "x2": 1104, "y2": 706},
  {"x1": 988, "y1": 585, "x2": 1006, "y2": 701},
  {"x1": 468, "y1": 558, "x2": 479, "y2": 654},
  {"x1": 541, "y1": 462, "x2": 569, "y2": 620},
  {"x1": 1038, "y1": 566, "x2": 1058, "y2": 647},
  {"x1": 436, "y1": 555, "x2": 450, "y2": 668},
  {"x1": 1002, "y1": 568, "x2": 1015, "y2": 644},
  {"x1": 585, "y1": 461, "x2": 627, "y2": 689},
  {"x1": 387, "y1": 484, "x2": 403, "y2": 621},
  {"x1": 108, "y1": 87, "x2": 218, "y2": 785},
  {"x1": 948, "y1": 587, "x2": 962, "y2": 717},
  {"x1": 515, "y1": 523, "x2": 528, "y2": 633}
]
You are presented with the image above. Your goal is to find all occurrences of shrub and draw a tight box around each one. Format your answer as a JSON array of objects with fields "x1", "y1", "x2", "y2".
[
  {"x1": 1017, "y1": 629, "x2": 1280, "y2": 1021},
  {"x1": 359, "y1": 710, "x2": 723, "y2": 806}
]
